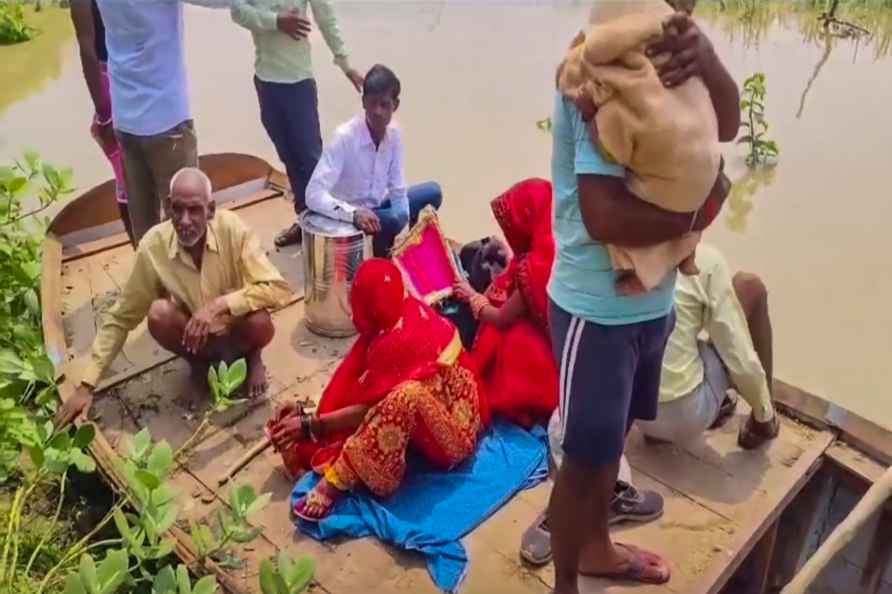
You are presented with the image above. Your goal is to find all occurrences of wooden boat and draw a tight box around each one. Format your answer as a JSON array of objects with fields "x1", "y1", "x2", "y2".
[{"x1": 42, "y1": 153, "x2": 892, "y2": 594}]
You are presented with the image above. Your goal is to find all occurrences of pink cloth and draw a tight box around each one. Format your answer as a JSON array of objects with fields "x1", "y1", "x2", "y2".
[{"x1": 92, "y1": 63, "x2": 127, "y2": 204}]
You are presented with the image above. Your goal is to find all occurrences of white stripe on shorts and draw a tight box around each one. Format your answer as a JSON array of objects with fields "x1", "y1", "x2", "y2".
[
  {"x1": 559, "y1": 316, "x2": 586, "y2": 436},
  {"x1": 558, "y1": 316, "x2": 578, "y2": 418}
]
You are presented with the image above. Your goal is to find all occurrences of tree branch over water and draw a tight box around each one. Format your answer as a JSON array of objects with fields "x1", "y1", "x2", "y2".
[{"x1": 797, "y1": 33, "x2": 834, "y2": 119}]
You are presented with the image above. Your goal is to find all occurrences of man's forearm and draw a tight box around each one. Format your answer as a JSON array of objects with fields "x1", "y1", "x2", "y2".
[
  {"x1": 578, "y1": 168, "x2": 728, "y2": 247},
  {"x1": 579, "y1": 175, "x2": 694, "y2": 246},
  {"x1": 700, "y1": 48, "x2": 741, "y2": 142},
  {"x1": 79, "y1": 49, "x2": 110, "y2": 119}
]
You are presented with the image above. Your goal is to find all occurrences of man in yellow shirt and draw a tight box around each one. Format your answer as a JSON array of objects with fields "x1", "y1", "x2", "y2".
[
  {"x1": 56, "y1": 168, "x2": 292, "y2": 426},
  {"x1": 638, "y1": 243, "x2": 779, "y2": 448}
]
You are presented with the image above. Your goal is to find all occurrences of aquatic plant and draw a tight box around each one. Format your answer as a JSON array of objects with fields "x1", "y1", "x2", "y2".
[
  {"x1": 0, "y1": 152, "x2": 72, "y2": 440},
  {"x1": 0, "y1": 419, "x2": 97, "y2": 589},
  {"x1": 738, "y1": 73, "x2": 779, "y2": 167},
  {"x1": 10, "y1": 423, "x2": 315, "y2": 594},
  {"x1": 175, "y1": 359, "x2": 249, "y2": 461},
  {"x1": 207, "y1": 359, "x2": 248, "y2": 414},
  {"x1": 189, "y1": 483, "x2": 270, "y2": 567},
  {"x1": 0, "y1": 0, "x2": 35, "y2": 44},
  {"x1": 259, "y1": 553, "x2": 316, "y2": 594}
]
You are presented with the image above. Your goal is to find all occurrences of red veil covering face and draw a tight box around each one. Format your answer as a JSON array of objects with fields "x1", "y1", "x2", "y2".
[
  {"x1": 472, "y1": 178, "x2": 559, "y2": 427},
  {"x1": 281, "y1": 259, "x2": 490, "y2": 476}
]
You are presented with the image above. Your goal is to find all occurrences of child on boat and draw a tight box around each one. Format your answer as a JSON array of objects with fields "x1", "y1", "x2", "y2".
[{"x1": 558, "y1": 0, "x2": 727, "y2": 294}]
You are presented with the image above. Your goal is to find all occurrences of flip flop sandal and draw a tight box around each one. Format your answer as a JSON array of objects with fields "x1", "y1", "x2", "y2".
[
  {"x1": 293, "y1": 487, "x2": 335, "y2": 523},
  {"x1": 520, "y1": 512, "x2": 552, "y2": 566},
  {"x1": 580, "y1": 542, "x2": 671, "y2": 585}
]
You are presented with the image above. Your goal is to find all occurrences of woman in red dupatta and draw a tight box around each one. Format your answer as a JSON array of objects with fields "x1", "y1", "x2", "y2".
[
  {"x1": 268, "y1": 259, "x2": 489, "y2": 521},
  {"x1": 453, "y1": 178, "x2": 558, "y2": 427}
]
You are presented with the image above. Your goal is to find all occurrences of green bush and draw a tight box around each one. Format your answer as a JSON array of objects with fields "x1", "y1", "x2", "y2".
[{"x1": 0, "y1": 0, "x2": 35, "y2": 44}]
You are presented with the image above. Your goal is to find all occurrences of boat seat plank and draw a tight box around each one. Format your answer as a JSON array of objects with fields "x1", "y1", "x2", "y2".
[
  {"x1": 625, "y1": 403, "x2": 829, "y2": 522},
  {"x1": 826, "y1": 441, "x2": 887, "y2": 486},
  {"x1": 60, "y1": 258, "x2": 99, "y2": 363}
]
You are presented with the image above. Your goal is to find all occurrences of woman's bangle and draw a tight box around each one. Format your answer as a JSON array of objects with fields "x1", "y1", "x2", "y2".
[
  {"x1": 469, "y1": 293, "x2": 489, "y2": 319},
  {"x1": 306, "y1": 415, "x2": 323, "y2": 443}
]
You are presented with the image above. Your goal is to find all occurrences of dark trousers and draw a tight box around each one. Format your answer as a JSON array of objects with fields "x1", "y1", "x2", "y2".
[
  {"x1": 117, "y1": 120, "x2": 197, "y2": 243},
  {"x1": 254, "y1": 77, "x2": 322, "y2": 215},
  {"x1": 372, "y1": 181, "x2": 443, "y2": 257}
]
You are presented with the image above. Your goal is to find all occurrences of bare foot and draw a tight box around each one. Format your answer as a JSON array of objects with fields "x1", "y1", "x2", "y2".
[
  {"x1": 177, "y1": 360, "x2": 210, "y2": 410},
  {"x1": 245, "y1": 350, "x2": 268, "y2": 400}
]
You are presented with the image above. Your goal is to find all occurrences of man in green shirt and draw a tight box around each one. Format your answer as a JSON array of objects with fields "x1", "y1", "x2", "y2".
[{"x1": 232, "y1": 0, "x2": 364, "y2": 247}]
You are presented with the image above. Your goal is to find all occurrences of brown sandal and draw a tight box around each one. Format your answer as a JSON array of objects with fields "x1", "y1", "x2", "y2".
[{"x1": 738, "y1": 413, "x2": 780, "y2": 449}]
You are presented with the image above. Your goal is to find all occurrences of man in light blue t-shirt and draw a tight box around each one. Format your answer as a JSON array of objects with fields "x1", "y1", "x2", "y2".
[
  {"x1": 96, "y1": 0, "x2": 227, "y2": 242},
  {"x1": 543, "y1": 12, "x2": 742, "y2": 592}
]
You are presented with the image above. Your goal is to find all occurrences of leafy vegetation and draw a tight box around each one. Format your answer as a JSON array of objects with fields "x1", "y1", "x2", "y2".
[
  {"x1": 259, "y1": 553, "x2": 315, "y2": 594},
  {"x1": 190, "y1": 484, "x2": 270, "y2": 568},
  {"x1": 176, "y1": 359, "x2": 249, "y2": 461},
  {"x1": 0, "y1": 152, "x2": 72, "y2": 481},
  {"x1": 738, "y1": 73, "x2": 779, "y2": 167},
  {"x1": 0, "y1": 0, "x2": 35, "y2": 44}
]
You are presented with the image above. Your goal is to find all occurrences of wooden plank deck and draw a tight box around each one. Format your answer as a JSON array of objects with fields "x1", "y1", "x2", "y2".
[{"x1": 64, "y1": 197, "x2": 836, "y2": 594}]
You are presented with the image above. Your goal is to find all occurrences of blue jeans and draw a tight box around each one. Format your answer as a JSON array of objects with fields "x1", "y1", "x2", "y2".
[{"x1": 372, "y1": 181, "x2": 443, "y2": 257}]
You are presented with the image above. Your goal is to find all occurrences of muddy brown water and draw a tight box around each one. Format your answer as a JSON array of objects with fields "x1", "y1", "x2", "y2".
[{"x1": 2, "y1": 2, "x2": 891, "y2": 429}]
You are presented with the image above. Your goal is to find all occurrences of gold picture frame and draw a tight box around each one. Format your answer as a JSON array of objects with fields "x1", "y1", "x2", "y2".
[{"x1": 390, "y1": 206, "x2": 463, "y2": 305}]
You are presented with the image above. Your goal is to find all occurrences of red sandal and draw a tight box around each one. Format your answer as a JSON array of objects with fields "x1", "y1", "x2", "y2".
[
  {"x1": 580, "y1": 543, "x2": 671, "y2": 585},
  {"x1": 293, "y1": 479, "x2": 341, "y2": 522}
]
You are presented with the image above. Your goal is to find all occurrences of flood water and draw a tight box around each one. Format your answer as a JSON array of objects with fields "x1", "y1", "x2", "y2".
[{"x1": 2, "y1": 1, "x2": 891, "y2": 429}]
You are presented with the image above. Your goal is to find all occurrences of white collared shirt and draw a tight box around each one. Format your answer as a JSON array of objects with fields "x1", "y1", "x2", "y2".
[{"x1": 306, "y1": 115, "x2": 407, "y2": 223}]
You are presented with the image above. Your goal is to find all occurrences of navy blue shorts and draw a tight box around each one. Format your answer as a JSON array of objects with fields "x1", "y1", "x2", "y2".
[{"x1": 549, "y1": 300, "x2": 675, "y2": 469}]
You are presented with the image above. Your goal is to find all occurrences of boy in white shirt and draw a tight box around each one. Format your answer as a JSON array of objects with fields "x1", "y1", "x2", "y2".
[{"x1": 306, "y1": 64, "x2": 442, "y2": 256}]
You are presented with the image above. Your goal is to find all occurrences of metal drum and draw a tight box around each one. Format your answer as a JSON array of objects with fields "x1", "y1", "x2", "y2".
[{"x1": 299, "y1": 211, "x2": 372, "y2": 337}]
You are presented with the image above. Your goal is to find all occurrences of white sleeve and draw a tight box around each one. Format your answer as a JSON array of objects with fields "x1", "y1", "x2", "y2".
[
  {"x1": 305, "y1": 133, "x2": 355, "y2": 223},
  {"x1": 385, "y1": 129, "x2": 408, "y2": 220}
]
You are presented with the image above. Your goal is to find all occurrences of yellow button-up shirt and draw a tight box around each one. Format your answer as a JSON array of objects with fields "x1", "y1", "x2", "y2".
[
  {"x1": 82, "y1": 209, "x2": 292, "y2": 386},
  {"x1": 660, "y1": 244, "x2": 775, "y2": 422}
]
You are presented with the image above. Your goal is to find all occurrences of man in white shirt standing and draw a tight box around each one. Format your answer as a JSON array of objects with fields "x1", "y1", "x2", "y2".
[{"x1": 306, "y1": 64, "x2": 443, "y2": 257}]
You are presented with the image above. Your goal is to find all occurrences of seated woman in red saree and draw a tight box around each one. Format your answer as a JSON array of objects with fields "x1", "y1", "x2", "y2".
[
  {"x1": 453, "y1": 178, "x2": 558, "y2": 428},
  {"x1": 268, "y1": 259, "x2": 490, "y2": 521}
]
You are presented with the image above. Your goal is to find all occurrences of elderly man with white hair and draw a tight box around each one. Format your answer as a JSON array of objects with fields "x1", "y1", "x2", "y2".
[{"x1": 57, "y1": 168, "x2": 292, "y2": 426}]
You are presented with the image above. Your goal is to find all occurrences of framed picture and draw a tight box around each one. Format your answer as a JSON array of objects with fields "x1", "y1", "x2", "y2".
[{"x1": 391, "y1": 206, "x2": 463, "y2": 305}]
